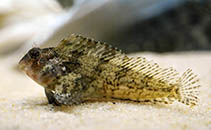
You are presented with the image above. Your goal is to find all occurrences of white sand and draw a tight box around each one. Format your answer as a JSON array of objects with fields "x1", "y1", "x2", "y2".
[{"x1": 0, "y1": 52, "x2": 210, "y2": 130}]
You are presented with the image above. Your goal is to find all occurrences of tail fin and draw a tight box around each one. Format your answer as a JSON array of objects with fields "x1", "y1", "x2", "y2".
[{"x1": 178, "y1": 69, "x2": 200, "y2": 106}]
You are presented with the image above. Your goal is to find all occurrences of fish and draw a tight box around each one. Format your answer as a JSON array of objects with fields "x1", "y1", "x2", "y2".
[{"x1": 19, "y1": 34, "x2": 200, "y2": 106}]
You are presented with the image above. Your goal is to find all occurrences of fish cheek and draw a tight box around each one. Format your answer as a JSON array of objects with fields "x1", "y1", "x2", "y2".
[{"x1": 37, "y1": 64, "x2": 59, "y2": 88}]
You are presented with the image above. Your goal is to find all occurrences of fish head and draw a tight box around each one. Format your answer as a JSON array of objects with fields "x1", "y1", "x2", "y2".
[{"x1": 19, "y1": 47, "x2": 60, "y2": 87}]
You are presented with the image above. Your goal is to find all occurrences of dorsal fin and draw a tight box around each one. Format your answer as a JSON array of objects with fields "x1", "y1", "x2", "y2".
[
  {"x1": 56, "y1": 34, "x2": 124, "y2": 61},
  {"x1": 110, "y1": 56, "x2": 180, "y2": 85}
]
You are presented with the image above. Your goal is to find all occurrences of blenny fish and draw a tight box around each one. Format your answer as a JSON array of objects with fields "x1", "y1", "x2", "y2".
[{"x1": 19, "y1": 34, "x2": 200, "y2": 106}]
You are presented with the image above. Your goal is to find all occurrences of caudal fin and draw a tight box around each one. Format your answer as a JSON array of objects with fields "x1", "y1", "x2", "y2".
[{"x1": 178, "y1": 69, "x2": 200, "y2": 106}]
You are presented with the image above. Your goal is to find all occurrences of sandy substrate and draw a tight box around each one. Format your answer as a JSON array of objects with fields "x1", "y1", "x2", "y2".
[{"x1": 0, "y1": 52, "x2": 210, "y2": 130}]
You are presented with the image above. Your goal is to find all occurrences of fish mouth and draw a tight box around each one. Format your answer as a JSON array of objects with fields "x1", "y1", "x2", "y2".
[
  {"x1": 18, "y1": 62, "x2": 27, "y2": 72},
  {"x1": 18, "y1": 55, "x2": 29, "y2": 72},
  {"x1": 19, "y1": 57, "x2": 37, "y2": 81}
]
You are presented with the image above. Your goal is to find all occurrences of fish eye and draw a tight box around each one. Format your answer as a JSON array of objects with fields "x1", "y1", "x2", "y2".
[{"x1": 28, "y1": 48, "x2": 40, "y2": 59}]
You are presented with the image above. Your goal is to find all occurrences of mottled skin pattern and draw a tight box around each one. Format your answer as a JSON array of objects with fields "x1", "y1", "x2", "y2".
[{"x1": 19, "y1": 34, "x2": 200, "y2": 106}]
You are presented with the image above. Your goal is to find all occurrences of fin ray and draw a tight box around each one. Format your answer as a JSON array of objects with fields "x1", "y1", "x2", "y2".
[
  {"x1": 178, "y1": 69, "x2": 200, "y2": 106},
  {"x1": 111, "y1": 56, "x2": 180, "y2": 85},
  {"x1": 57, "y1": 34, "x2": 124, "y2": 62}
]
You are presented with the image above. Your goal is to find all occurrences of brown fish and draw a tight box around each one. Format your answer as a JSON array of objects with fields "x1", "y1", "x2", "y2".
[{"x1": 19, "y1": 34, "x2": 200, "y2": 106}]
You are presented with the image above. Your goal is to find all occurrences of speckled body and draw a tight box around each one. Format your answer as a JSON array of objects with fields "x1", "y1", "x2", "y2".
[{"x1": 19, "y1": 34, "x2": 200, "y2": 106}]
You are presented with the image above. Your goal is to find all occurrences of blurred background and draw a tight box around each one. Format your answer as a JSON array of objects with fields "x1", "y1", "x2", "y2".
[{"x1": 0, "y1": 0, "x2": 210, "y2": 56}]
